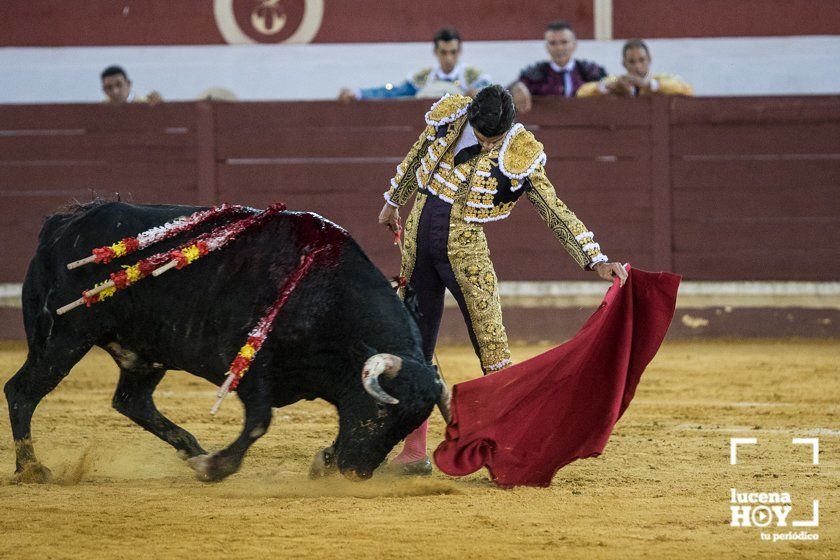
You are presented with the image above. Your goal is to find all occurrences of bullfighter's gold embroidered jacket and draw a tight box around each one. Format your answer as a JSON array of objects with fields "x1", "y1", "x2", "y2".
[{"x1": 384, "y1": 94, "x2": 608, "y2": 269}]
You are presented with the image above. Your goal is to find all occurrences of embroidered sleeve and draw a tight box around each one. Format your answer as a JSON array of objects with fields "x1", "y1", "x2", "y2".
[
  {"x1": 384, "y1": 125, "x2": 434, "y2": 207},
  {"x1": 464, "y1": 67, "x2": 491, "y2": 91},
  {"x1": 525, "y1": 165, "x2": 608, "y2": 269},
  {"x1": 411, "y1": 68, "x2": 433, "y2": 89},
  {"x1": 576, "y1": 76, "x2": 617, "y2": 98},
  {"x1": 651, "y1": 74, "x2": 694, "y2": 96},
  {"x1": 575, "y1": 81, "x2": 601, "y2": 98}
]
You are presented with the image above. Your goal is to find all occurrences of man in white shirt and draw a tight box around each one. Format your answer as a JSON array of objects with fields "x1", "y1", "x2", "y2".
[{"x1": 339, "y1": 28, "x2": 491, "y2": 101}]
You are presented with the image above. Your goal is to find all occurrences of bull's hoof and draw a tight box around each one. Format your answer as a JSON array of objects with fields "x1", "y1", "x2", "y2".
[
  {"x1": 14, "y1": 462, "x2": 53, "y2": 484},
  {"x1": 187, "y1": 453, "x2": 239, "y2": 483},
  {"x1": 309, "y1": 446, "x2": 337, "y2": 479},
  {"x1": 342, "y1": 468, "x2": 373, "y2": 481}
]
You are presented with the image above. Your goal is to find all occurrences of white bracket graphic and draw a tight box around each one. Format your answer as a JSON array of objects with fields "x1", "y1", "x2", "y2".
[
  {"x1": 793, "y1": 500, "x2": 820, "y2": 527},
  {"x1": 792, "y1": 438, "x2": 820, "y2": 465},
  {"x1": 730, "y1": 437, "x2": 757, "y2": 465},
  {"x1": 729, "y1": 437, "x2": 820, "y2": 529}
]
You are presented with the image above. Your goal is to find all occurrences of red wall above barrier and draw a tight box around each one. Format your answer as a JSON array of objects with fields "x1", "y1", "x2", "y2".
[
  {"x1": 0, "y1": 0, "x2": 592, "y2": 46},
  {"x1": 612, "y1": 0, "x2": 840, "y2": 39},
  {"x1": 2, "y1": 0, "x2": 837, "y2": 46}
]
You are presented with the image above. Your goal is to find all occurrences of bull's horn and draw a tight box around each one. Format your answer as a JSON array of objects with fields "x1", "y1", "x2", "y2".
[
  {"x1": 436, "y1": 378, "x2": 452, "y2": 424},
  {"x1": 361, "y1": 354, "x2": 402, "y2": 405}
]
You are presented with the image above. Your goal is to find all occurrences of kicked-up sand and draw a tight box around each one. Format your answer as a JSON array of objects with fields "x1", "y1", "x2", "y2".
[{"x1": 0, "y1": 340, "x2": 837, "y2": 559}]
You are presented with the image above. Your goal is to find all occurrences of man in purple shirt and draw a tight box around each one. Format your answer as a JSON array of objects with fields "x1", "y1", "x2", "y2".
[{"x1": 510, "y1": 20, "x2": 606, "y2": 112}]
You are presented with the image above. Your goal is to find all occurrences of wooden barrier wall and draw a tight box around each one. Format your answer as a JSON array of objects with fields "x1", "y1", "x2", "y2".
[
  {"x1": 669, "y1": 97, "x2": 840, "y2": 279},
  {"x1": 2, "y1": 96, "x2": 839, "y2": 286}
]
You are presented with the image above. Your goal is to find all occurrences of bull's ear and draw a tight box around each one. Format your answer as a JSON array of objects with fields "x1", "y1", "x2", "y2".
[
  {"x1": 402, "y1": 284, "x2": 423, "y2": 327},
  {"x1": 435, "y1": 374, "x2": 452, "y2": 424}
]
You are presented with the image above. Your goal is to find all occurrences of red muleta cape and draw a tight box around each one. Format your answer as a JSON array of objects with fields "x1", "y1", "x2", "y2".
[{"x1": 433, "y1": 266, "x2": 680, "y2": 487}]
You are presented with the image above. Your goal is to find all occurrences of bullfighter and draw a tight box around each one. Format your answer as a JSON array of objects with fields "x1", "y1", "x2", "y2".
[{"x1": 377, "y1": 85, "x2": 627, "y2": 473}]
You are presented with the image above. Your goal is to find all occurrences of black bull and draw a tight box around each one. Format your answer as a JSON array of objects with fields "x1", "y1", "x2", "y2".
[{"x1": 5, "y1": 202, "x2": 447, "y2": 482}]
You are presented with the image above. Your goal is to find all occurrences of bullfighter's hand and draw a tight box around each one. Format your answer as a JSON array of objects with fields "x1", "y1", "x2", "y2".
[
  {"x1": 379, "y1": 203, "x2": 401, "y2": 234},
  {"x1": 594, "y1": 261, "x2": 628, "y2": 287}
]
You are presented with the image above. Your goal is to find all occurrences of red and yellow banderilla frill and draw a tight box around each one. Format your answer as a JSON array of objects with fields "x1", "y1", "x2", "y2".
[
  {"x1": 211, "y1": 245, "x2": 335, "y2": 414},
  {"x1": 56, "y1": 204, "x2": 286, "y2": 315}
]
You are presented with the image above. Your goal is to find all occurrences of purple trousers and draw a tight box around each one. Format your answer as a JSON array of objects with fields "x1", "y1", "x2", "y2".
[{"x1": 409, "y1": 194, "x2": 482, "y2": 365}]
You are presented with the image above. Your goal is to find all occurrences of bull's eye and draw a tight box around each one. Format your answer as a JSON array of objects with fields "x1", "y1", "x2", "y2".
[{"x1": 376, "y1": 403, "x2": 388, "y2": 417}]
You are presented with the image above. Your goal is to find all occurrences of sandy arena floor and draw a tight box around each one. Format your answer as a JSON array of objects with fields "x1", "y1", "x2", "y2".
[{"x1": 0, "y1": 340, "x2": 837, "y2": 559}]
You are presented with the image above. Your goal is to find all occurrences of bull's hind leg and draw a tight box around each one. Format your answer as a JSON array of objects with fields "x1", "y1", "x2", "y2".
[
  {"x1": 188, "y1": 376, "x2": 272, "y2": 482},
  {"x1": 111, "y1": 366, "x2": 207, "y2": 459},
  {"x1": 4, "y1": 338, "x2": 92, "y2": 482}
]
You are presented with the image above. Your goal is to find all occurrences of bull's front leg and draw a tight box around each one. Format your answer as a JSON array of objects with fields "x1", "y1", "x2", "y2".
[
  {"x1": 111, "y1": 367, "x2": 207, "y2": 459},
  {"x1": 187, "y1": 375, "x2": 272, "y2": 483}
]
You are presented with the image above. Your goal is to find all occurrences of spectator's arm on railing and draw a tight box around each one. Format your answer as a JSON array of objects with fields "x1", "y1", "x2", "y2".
[{"x1": 651, "y1": 74, "x2": 694, "y2": 96}]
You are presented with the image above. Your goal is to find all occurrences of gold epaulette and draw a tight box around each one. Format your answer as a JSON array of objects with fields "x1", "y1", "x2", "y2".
[
  {"x1": 425, "y1": 94, "x2": 472, "y2": 127},
  {"x1": 464, "y1": 66, "x2": 481, "y2": 85},
  {"x1": 498, "y1": 123, "x2": 546, "y2": 179},
  {"x1": 412, "y1": 67, "x2": 433, "y2": 88}
]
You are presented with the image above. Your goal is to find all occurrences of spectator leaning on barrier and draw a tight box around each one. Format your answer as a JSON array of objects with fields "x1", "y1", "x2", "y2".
[
  {"x1": 577, "y1": 39, "x2": 693, "y2": 98},
  {"x1": 509, "y1": 20, "x2": 606, "y2": 112},
  {"x1": 338, "y1": 27, "x2": 491, "y2": 101},
  {"x1": 101, "y1": 65, "x2": 163, "y2": 105}
]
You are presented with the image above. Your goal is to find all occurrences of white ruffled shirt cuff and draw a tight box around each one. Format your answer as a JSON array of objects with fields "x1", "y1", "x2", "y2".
[{"x1": 383, "y1": 192, "x2": 399, "y2": 208}]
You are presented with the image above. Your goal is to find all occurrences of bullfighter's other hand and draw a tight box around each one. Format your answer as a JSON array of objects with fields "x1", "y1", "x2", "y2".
[
  {"x1": 379, "y1": 203, "x2": 401, "y2": 234},
  {"x1": 594, "y1": 261, "x2": 628, "y2": 287}
]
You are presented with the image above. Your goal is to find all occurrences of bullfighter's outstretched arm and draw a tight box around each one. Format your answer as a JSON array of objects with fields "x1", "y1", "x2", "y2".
[{"x1": 525, "y1": 165, "x2": 609, "y2": 270}]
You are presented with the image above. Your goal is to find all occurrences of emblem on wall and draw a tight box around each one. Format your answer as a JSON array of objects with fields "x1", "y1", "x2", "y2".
[{"x1": 214, "y1": 0, "x2": 324, "y2": 44}]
